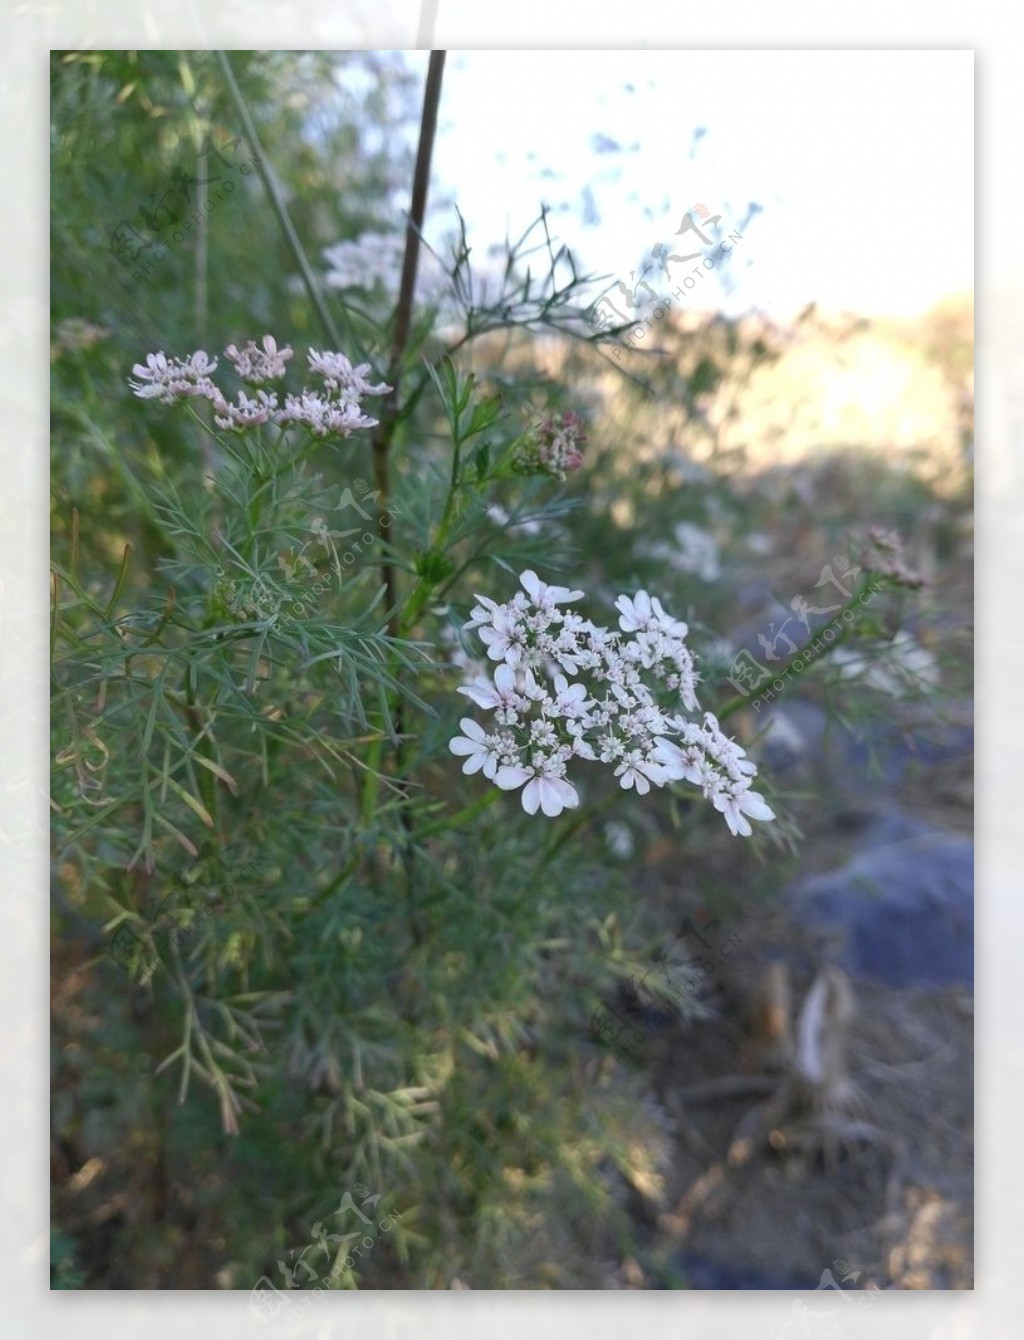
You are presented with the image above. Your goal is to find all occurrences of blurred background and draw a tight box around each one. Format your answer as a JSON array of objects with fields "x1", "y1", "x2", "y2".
[{"x1": 50, "y1": 50, "x2": 973, "y2": 1293}]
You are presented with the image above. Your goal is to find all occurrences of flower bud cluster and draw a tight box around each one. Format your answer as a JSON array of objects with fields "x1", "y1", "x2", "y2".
[
  {"x1": 513, "y1": 411, "x2": 586, "y2": 481},
  {"x1": 858, "y1": 526, "x2": 926, "y2": 588},
  {"x1": 450, "y1": 570, "x2": 774, "y2": 835}
]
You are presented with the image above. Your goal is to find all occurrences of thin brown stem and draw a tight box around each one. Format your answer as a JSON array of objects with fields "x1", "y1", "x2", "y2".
[
  {"x1": 366, "y1": 51, "x2": 446, "y2": 948},
  {"x1": 372, "y1": 49, "x2": 447, "y2": 636}
]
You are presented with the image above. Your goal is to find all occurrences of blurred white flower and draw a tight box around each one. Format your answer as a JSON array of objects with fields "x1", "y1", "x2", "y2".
[
  {"x1": 603, "y1": 820, "x2": 635, "y2": 860},
  {"x1": 640, "y1": 523, "x2": 722, "y2": 581},
  {"x1": 322, "y1": 233, "x2": 404, "y2": 291},
  {"x1": 671, "y1": 522, "x2": 722, "y2": 581},
  {"x1": 322, "y1": 232, "x2": 450, "y2": 307},
  {"x1": 486, "y1": 503, "x2": 543, "y2": 536},
  {"x1": 744, "y1": 531, "x2": 774, "y2": 557}
]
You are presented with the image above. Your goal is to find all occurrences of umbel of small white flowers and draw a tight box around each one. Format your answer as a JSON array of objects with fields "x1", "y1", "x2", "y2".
[
  {"x1": 127, "y1": 336, "x2": 391, "y2": 438},
  {"x1": 449, "y1": 570, "x2": 775, "y2": 835}
]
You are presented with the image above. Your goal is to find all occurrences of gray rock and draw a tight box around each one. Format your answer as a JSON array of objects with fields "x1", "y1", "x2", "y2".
[
  {"x1": 759, "y1": 699, "x2": 972, "y2": 798},
  {"x1": 791, "y1": 820, "x2": 973, "y2": 988}
]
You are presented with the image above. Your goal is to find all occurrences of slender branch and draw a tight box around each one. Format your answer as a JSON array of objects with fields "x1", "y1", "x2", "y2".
[
  {"x1": 363, "y1": 51, "x2": 447, "y2": 947},
  {"x1": 372, "y1": 49, "x2": 446, "y2": 635}
]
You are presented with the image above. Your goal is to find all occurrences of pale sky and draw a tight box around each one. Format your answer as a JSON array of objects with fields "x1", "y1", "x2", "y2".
[{"x1": 423, "y1": 50, "x2": 973, "y2": 321}]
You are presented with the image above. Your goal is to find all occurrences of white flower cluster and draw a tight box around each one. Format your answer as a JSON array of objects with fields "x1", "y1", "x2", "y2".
[
  {"x1": 640, "y1": 521, "x2": 722, "y2": 582},
  {"x1": 323, "y1": 233, "x2": 404, "y2": 291},
  {"x1": 321, "y1": 233, "x2": 449, "y2": 307},
  {"x1": 224, "y1": 334, "x2": 293, "y2": 383},
  {"x1": 449, "y1": 570, "x2": 775, "y2": 835},
  {"x1": 128, "y1": 336, "x2": 390, "y2": 439}
]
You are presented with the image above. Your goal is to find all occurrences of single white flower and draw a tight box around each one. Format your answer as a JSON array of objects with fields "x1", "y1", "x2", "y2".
[
  {"x1": 615, "y1": 590, "x2": 655, "y2": 633},
  {"x1": 652, "y1": 736, "x2": 705, "y2": 786},
  {"x1": 549, "y1": 673, "x2": 592, "y2": 720},
  {"x1": 519, "y1": 569, "x2": 584, "y2": 610},
  {"x1": 477, "y1": 609, "x2": 527, "y2": 665},
  {"x1": 448, "y1": 718, "x2": 502, "y2": 779},
  {"x1": 494, "y1": 761, "x2": 580, "y2": 817},
  {"x1": 457, "y1": 662, "x2": 536, "y2": 714},
  {"x1": 649, "y1": 595, "x2": 689, "y2": 639},
  {"x1": 614, "y1": 754, "x2": 670, "y2": 795},
  {"x1": 571, "y1": 733, "x2": 597, "y2": 761},
  {"x1": 464, "y1": 594, "x2": 501, "y2": 629},
  {"x1": 185, "y1": 350, "x2": 219, "y2": 379},
  {"x1": 712, "y1": 785, "x2": 775, "y2": 838}
]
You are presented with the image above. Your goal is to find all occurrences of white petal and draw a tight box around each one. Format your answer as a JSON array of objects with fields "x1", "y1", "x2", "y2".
[
  {"x1": 731, "y1": 809, "x2": 753, "y2": 837},
  {"x1": 549, "y1": 583, "x2": 584, "y2": 603},
  {"x1": 458, "y1": 680, "x2": 498, "y2": 709},
  {"x1": 538, "y1": 776, "x2": 578, "y2": 816},
  {"x1": 494, "y1": 663, "x2": 516, "y2": 694},
  {"x1": 521, "y1": 777, "x2": 542, "y2": 814},
  {"x1": 741, "y1": 791, "x2": 775, "y2": 822},
  {"x1": 519, "y1": 570, "x2": 541, "y2": 602},
  {"x1": 495, "y1": 765, "x2": 532, "y2": 791}
]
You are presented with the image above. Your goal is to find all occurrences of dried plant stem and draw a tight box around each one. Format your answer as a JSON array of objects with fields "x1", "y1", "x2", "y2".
[
  {"x1": 372, "y1": 48, "x2": 447, "y2": 635},
  {"x1": 363, "y1": 52, "x2": 447, "y2": 946}
]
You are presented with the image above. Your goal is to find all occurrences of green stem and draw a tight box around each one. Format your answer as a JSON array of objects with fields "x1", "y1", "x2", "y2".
[{"x1": 413, "y1": 786, "x2": 501, "y2": 843}]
